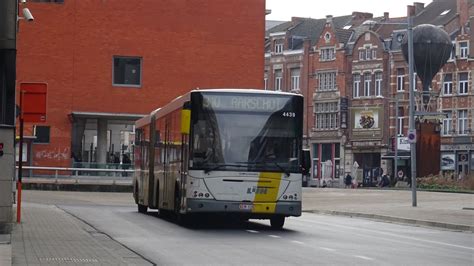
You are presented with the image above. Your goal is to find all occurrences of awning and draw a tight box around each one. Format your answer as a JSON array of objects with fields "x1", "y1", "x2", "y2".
[
  {"x1": 381, "y1": 151, "x2": 411, "y2": 160},
  {"x1": 69, "y1": 111, "x2": 145, "y2": 121}
]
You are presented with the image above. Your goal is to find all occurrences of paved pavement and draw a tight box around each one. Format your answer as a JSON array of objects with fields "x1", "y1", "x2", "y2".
[{"x1": 0, "y1": 185, "x2": 473, "y2": 265}]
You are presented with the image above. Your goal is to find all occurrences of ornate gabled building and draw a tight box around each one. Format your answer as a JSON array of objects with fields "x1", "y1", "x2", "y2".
[{"x1": 266, "y1": 0, "x2": 473, "y2": 186}]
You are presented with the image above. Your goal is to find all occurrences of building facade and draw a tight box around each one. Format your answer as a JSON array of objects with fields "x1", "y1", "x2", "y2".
[{"x1": 17, "y1": 0, "x2": 266, "y2": 169}]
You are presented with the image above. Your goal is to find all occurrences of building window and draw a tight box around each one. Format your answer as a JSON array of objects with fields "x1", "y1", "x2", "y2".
[
  {"x1": 396, "y1": 107, "x2": 404, "y2": 136},
  {"x1": 315, "y1": 102, "x2": 339, "y2": 130},
  {"x1": 443, "y1": 74, "x2": 453, "y2": 95},
  {"x1": 274, "y1": 69, "x2": 282, "y2": 91},
  {"x1": 320, "y1": 48, "x2": 335, "y2": 61},
  {"x1": 372, "y1": 49, "x2": 377, "y2": 60},
  {"x1": 113, "y1": 56, "x2": 142, "y2": 87},
  {"x1": 363, "y1": 73, "x2": 371, "y2": 97},
  {"x1": 365, "y1": 47, "x2": 371, "y2": 60},
  {"x1": 353, "y1": 74, "x2": 360, "y2": 98},
  {"x1": 397, "y1": 68, "x2": 405, "y2": 91},
  {"x1": 458, "y1": 110, "x2": 468, "y2": 135},
  {"x1": 290, "y1": 68, "x2": 300, "y2": 91},
  {"x1": 459, "y1": 42, "x2": 468, "y2": 59},
  {"x1": 458, "y1": 73, "x2": 468, "y2": 95},
  {"x1": 442, "y1": 111, "x2": 452, "y2": 136},
  {"x1": 358, "y1": 50, "x2": 366, "y2": 61},
  {"x1": 33, "y1": 126, "x2": 50, "y2": 144},
  {"x1": 274, "y1": 42, "x2": 284, "y2": 54},
  {"x1": 264, "y1": 71, "x2": 268, "y2": 90},
  {"x1": 449, "y1": 42, "x2": 456, "y2": 60},
  {"x1": 318, "y1": 72, "x2": 336, "y2": 91},
  {"x1": 375, "y1": 72, "x2": 382, "y2": 96}
]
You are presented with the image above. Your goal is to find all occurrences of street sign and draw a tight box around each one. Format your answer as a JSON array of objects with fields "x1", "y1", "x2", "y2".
[
  {"x1": 19, "y1": 82, "x2": 47, "y2": 123},
  {"x1": 407, "y1": 129, "x2": 416, "y2": 144}
]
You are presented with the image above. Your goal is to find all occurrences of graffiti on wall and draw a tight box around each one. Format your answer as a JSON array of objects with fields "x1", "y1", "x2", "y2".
[{"x1": 35, "y1": 147, "x2": 70, "y2": 161}]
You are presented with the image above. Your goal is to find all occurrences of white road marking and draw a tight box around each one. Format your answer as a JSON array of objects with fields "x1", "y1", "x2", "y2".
[
  {"x1": 268, "y1": 235, "x2": 281, "y2": 238},
  {"x1": 245, "y1": 230, "x2": 259, "y2": 234},
  {"x1": 298, "y1": 217, "x2": 474, "y2": 251},
  {"x1": 354, "y1": 255, "x2": 374, "y2": 261},
  {"x1": 291, "y1": 240, "x2": 305, "y2": 245},
  {"x1": 319, "y1": 247, "x2": 336, "y2": 252}
]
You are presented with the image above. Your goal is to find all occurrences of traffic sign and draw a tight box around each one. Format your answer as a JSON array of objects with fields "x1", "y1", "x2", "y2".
[{"x1": 407, "y1": 129, "x2": 416, "y2": 144}]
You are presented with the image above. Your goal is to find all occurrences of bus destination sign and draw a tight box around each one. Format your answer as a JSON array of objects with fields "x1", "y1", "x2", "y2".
[{"x1": 202, "y1": 94, "x2": 288, "y2": 112}]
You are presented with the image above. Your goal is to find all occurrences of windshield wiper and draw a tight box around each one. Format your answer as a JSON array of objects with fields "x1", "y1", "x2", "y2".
[{"x1": 204, "y1": 164, "x2": 248, "y2": 174}]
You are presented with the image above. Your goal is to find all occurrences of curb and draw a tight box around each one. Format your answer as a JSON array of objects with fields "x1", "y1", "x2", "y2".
[{"x1": 304, "y1": 210, "x2": 474, "y2": 232}]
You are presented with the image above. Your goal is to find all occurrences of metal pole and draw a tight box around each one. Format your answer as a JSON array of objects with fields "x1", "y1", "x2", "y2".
[
  {"x1": 394, "y1": 96, "x2": 398, "y2": 180},
  {"x1": 17, "y1": 117, "x2": 23, "y2": 223},
  {"x1": 407, "y1": 9, "x2": 417, "y2": 207}
]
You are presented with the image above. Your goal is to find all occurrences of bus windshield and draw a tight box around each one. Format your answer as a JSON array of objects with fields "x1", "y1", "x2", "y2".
[{"x1": 190, "y1": 92, "x2": 303, "y2": 173}]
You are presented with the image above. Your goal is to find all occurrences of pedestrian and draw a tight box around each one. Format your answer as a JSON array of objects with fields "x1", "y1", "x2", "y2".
[
  {"x1": 122, "y1": 154, "x2": 131, "y2": 177},
  {"x1": 344, "y1": 173, "x2": 352, "y2": 189},
  {"x1": 379, "y1": 174, "x2": 390, "y2": 188}
]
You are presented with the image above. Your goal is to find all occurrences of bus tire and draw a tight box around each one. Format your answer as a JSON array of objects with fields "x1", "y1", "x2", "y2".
[
  {"x1": 138, "y1": 204, "x2": 147, "y2": 214},
  {"x1": 270, "y1": 216, "x2": 285, "y2": 229}
]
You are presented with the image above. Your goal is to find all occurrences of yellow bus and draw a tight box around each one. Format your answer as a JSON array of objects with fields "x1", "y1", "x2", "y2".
[{"x1": 133, "y1": 89, "x2": 309, "y2": 228}]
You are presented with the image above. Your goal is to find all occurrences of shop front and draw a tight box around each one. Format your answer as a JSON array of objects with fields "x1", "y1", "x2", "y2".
[{"x1": 441, "y1": 143, "x2": 474, "y2": 179}]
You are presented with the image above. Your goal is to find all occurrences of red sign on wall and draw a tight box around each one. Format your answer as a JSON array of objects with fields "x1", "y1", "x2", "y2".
[{"x1": 19, "y1": 82, "x2": 47, "y2": 123}]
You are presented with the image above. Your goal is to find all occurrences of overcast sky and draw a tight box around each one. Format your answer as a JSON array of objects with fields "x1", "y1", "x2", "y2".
[{"x1": 265, "y1": 0, "x2": 433, "y2": 21}]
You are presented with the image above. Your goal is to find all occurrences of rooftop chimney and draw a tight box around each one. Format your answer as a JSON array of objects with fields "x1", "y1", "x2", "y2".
[
  {"x1": 383, "y1": 12, "x2": 389, "y2": 21},
  {"x1": 326, "y1": 15, "x2": 333, "y2": 24},
  {"x1": 413, "y1": 2, "x2": 425, "y2": 15}
]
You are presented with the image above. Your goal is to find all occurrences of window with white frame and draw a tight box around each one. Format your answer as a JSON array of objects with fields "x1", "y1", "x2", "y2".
[
  {"x1": 459, "y1": 42, "x2": 468, "y2": 59},
  {"x1": 458, "y1": 109, "x2": 468, "y2": 135},
  {"x1": 274, "y1": 41, "x2": 284, "y2": 54},
  {"x1": 359, "y1": 50, "x2": 366, "y2": 61},
  {"x1": 365, "y1": 47, "x2": 371, "y2": 60},
  {"x1": 318, "y1": 72, "x2": 336, "y2": 91},
  {"x1": 375, "y1": 72, "x2": 382, "y2": 96},
  {"x1": 353, "y1": 74, "x2": 360, "y2": 98},
  {"x1": 458, "y1": 73, "x2": 468, "y2": 94},
  {"x1": 396, "y1": 107, "x2": 404, "y2": 136},
  {"x1": 264, "y1": 72, "x2": 268, "y2": 90},
  {"x1": 274, "y1": 69, "x2": 282, "y2": 91},
  {"x1": 442, "y1": 111, "x2": 452, "y2": 136},
  {"x1": 372, "y1": 49, "x2": 377, "y2": 59},
  {"x1": 290, "y1": 68, "x2": 300, "y2": 91},
  {"x1": 364, "y1": 73, "x2": 371, "y2": 97},
  {"x1": 320, "y1": 48, "x2": 335, "y2": 61},
  {"x1": 443, "y1": 73, "x2": 453, "y2": 95},
  {"x1": 315, "y1": 102, "x2": 339, "y2": 130},
  {"x1": 397, "y1": 68, "x2": 405, "y2": 91}
]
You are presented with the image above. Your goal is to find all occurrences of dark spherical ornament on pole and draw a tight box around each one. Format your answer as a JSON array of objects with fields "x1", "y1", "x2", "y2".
[{"x1": 401, "y1": 24, "x2": 453, "y2": 103}]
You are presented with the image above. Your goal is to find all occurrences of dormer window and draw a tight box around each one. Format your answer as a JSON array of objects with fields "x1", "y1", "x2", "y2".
[
  {"x1": 459, "y1": 41, "x2": 468, "y2": 59},
  {"x1": 274, "y1": 42, "x2": 284, "y2": 54}
]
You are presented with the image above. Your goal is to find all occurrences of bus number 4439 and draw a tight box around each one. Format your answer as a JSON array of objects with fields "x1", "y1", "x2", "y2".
[{"x1": 282, "y1": 112, "x2": 295, "y2": 118}]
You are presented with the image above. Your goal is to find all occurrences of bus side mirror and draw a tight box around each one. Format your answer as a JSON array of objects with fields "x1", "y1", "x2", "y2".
[
  {"x1": 301, "y1": 149, "x2": 310, "y2": 176},
  {"x1": 181, "y1": 102, "x2": 191, "y2": 134}
]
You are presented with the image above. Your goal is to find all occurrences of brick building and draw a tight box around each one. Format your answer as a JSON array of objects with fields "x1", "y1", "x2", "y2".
[
  {"x1": 16, "y1": 0, "x2": 265, "y2": 168},
  {"x1": 265, "y1": 0, "x2": 473, "y2": 185}
]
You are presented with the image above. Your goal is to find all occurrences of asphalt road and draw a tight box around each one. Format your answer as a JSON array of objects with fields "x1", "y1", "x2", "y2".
[{"x1": 24, "y1": 191, "x2": 474, "y2": 265}]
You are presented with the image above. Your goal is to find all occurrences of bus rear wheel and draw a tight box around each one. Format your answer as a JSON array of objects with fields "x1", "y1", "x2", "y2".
[
  {"x1": 138, "y1": 204, "x2": 147, "y2": 214},
  {"x1": 270, "y1": 216, "x2": 285, "y2": 229}
]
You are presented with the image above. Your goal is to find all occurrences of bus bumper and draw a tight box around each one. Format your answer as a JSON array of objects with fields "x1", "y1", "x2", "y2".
[{"x1": 185, "y1": 199, "x2": 301, "y2": 217}]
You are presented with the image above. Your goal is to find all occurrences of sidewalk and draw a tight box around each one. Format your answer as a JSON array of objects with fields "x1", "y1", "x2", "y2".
[
  {"x1": 0, "y1": 234, "x2": 11, "y2": 266},
  {"x1": 11, "y1": 203, "x2": 152, "y2": 266},
  {"x1": 302, "y1": 188, "x2": 474, "y2": 232}
]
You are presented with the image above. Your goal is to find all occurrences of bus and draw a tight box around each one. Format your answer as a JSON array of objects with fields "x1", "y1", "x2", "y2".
[{"x1": 133, "y1": 89, "x2": 309, "y2": 228}]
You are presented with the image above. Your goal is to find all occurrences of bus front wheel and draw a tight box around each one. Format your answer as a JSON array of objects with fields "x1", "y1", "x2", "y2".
[
  {"x1": 138, "y1": 204, "x2": 147, "y2": 214},
  {"x1": 270, "y1": 216, "x2": 285, "y2": 229}
]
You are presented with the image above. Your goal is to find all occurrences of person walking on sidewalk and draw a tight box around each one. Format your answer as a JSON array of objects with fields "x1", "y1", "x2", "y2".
[{"x1": 345, "y1": 173, "x2": 352, "y2": 189}]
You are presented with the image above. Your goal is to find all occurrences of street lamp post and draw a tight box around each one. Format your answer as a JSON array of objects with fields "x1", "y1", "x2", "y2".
[{"x1": 407, "y1": 8, "x2": 417, "y2": 207}]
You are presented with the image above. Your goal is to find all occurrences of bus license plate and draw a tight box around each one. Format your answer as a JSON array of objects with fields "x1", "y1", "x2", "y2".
[{"x1": 239, "y1": 203, "x2": 253, "y2": 210}]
